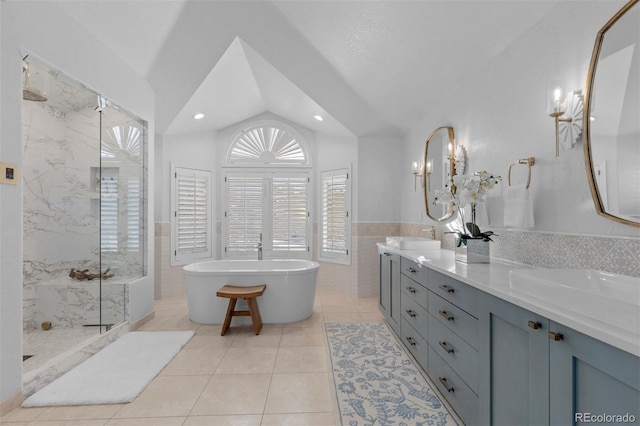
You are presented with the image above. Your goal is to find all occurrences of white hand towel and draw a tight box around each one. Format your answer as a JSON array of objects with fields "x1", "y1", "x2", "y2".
[{"x1": 503, "y1": 185, "x2": 534, "y2": 228}]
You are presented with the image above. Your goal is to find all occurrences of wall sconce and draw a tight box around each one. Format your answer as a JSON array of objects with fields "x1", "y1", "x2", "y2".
[
  {"x1": 547, "y1": 81, "x2": 584, "y2": 157},
  {"x1": 425, "y1": 160, "x2": 433, "y2": 190},
  {"x1": 412, "y1": 160, "x2": 424, "y2": 191}
]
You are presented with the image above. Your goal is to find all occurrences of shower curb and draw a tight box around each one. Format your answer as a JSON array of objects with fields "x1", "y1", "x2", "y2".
[{"x1": 22, "y1": 322, "x2": 129, "y2": 398}]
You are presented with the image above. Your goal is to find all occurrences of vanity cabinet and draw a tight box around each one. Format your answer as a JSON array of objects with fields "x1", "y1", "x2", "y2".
[
  {"x1": 378, "y1": 247, "x2": 401, "y2": 334},
  {"x1": 426, "y1": 269, "x2": 479, "y2": 424},
  {"x1": 548, "y1": 321, "x2": 640, "y2": 425},
  {"x1": 392, "y1": 258, "x2": 480, "y2": 424},
  {"x1": 378, "y1": 249, "x2": 640, "y2": 425},
  {"x1": 479, "y1": 292, "x2": 640, "y2": 426},
  {"x1": 478, "y1": 292, "x2": 550, "y2": 425},
  {"x1": 399, "y1": 264, "x2": 430, "y2": 367}
]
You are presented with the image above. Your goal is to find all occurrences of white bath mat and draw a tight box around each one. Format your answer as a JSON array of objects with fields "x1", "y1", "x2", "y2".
[{"x1": 23, "y1": 331, "x2": 194, "y2": 407}]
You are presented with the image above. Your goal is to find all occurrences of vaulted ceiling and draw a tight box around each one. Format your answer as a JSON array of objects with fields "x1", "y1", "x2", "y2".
[{"x1": 55, "y1": 0, "x2": 560, "y2": 137}]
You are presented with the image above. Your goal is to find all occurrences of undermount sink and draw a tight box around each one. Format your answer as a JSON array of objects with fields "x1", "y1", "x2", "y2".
[
  {"x1": 385, "y1": 237, "x2": 441, "y2": 250},
  {"x1": 509, "y1": 269, "x2": 640, "y2": 334}
]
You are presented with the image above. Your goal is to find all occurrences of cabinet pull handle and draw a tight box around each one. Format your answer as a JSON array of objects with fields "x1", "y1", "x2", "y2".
[
  {"x1": 406, "y1": 309, "x2": 417, "y2": 318},
  {"x1": 548, "y1": 332, "x2": 563, "y2": 342},
  {"x1": 407, "y1": 267, "x2": 417, "y2": 273},
  {"x1": 439, "y1": 284, "x2": 455, "y2": 293},
  {"x1": 406, "y1": 286, "x2": 417, "y2": 294},
  {"x1": 405, "y1": 336, "x2": 417, "y2": 346},
  {"x1": 528, "y1": 321, "x2": 542, "y2": 330},
  {"x1": 439, "y1": 377, "x2": 455, "y2": 393},
  {"x1": 439, "y1": 341, "x2": 455, "y2": 354},
  {"x1": 439, "y1": 310, "x2": 454, "y2": 321}
]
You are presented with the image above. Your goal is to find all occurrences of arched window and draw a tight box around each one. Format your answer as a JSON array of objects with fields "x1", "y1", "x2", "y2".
[
  {"x1": 223, "y1": 121, "x2": 312, "y2": 259},
  {"x1": 226, "y1": 122, "x2": 310, "y2": 164}
]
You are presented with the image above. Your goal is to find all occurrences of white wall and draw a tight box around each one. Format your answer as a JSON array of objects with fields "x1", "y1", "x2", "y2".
[
  {"x1": 315, "y1": 132, "x2": 358, "y2": 222},
  {"x1": 158, "y1": 131, "x2": 218, "y2": 223},
  {"x1": 402, "y1": 1, "x2": 635, "y2": 238},
  {"x1": 0, "y1": 2, "x2": 155, "y2": 404},
  {"x1": 357, "y1": 136, "x2": 404, "y2": 223}
]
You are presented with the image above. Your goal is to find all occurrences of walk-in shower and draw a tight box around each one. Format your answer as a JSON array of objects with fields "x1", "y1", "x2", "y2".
[{"x1": 21, "y1": 55, "x2": 147, "y2": 382}]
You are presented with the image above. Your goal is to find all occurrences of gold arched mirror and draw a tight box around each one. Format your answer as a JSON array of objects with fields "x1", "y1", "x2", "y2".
[
  {"x1": 422, "y1": 126, "x2": 456, "y2": 221},
  {"x1": 584, "y1": 0, "x2": 640, "y2": 227}
]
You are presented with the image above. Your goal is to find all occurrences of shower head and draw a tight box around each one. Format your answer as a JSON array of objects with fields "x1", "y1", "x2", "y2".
[{"x1": 22, "y1": 61, "x2": 48, "y2": 102}]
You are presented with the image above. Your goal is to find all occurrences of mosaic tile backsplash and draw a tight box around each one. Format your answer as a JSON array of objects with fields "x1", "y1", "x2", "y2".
[{"x1": 397, "y1": 223, "x2": 640, "y2": 278}]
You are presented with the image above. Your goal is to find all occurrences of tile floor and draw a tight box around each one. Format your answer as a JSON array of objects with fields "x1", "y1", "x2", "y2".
[{"x1": 2, "y1": 288, "x2": 383, "y2": 425}]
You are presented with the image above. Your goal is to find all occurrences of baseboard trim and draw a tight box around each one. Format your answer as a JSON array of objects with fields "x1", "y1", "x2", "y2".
[
  {"x1": 129, "y1": 311, "x2": 155, "y2": 331},
  {"x1": 0, "y1": 391, "x2": 24, "y2": 416}
]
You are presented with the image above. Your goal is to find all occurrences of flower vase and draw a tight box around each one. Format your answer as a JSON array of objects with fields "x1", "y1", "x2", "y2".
[{"x1": 455, "y1": 239, "x2": 490, "y2": 263}]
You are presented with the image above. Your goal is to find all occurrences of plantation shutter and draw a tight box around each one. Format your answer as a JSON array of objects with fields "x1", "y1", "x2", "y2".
[
  {"x1": 223, "y1": 171, "x2": 311, "y2": 259},
  {"x1": 100, "y1": 175, "x2": 119, "y2": 252},
  {"x1": 321, "y1": 169, "x2": 350, "y2": 263},
  {"x1": 272, "y1": 176, "x2": 309, "y2": 254},
  {"x1": 225, "y1": 176, "x2": 263, "y2": 255},
  {"x1": 127, "y1": 176, "x2": 141, "y2": 251},
  {"x1": 172, "y1": 167, "x2": 212, "y2": 265}
]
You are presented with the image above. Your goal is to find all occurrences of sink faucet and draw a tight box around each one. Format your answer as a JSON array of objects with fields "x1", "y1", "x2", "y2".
[
  {"x1": 257, "y1": 233, "x2": 263, "y2": 260},
  {"x1": 422, "y1": 226, "x2": 436, "y2": 240}
]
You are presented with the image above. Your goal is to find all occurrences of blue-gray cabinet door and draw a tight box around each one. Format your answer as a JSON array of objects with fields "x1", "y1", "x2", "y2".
[
  {"x1": 379, "y1": 249, "x2": 391, "y2": 318},
  {"x1": 479, "y1": 293, "x2": 550, "y2": 425},
  {"x1": 549, "y1": 321, "x2": 640, "y2": 425},
  {"x1": 388, "y1": 253, "x2": 401, "y2": 334},
  {"x1": 378, "y1": 249, "x2": 401, "y2": 334}
]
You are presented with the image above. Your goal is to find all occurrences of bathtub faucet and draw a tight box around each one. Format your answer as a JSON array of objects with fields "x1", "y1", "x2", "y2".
[{"x1": 257, "y1": 233, "x2": 263, "y2": 260}]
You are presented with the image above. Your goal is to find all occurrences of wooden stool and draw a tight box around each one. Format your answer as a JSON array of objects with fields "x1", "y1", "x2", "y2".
[{"x1": 216, "y1": 284, "x2": 266, "y2": 336}]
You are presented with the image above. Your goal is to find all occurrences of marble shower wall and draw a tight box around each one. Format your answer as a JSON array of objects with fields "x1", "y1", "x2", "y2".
[
  {"x1": 22, "y1": 101, "x2": 103, "y2": 330},
  {"x1": 22, "y1": 96, "x2": 141, "y2": 330}
]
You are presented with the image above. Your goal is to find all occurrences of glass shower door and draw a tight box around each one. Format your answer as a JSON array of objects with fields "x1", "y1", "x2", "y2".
[{"x1": 99, "y1": 106, "x2": 145, "y2": 330}]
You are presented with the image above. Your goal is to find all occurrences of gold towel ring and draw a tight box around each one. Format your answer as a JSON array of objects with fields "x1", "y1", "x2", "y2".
[{"x1": 508, "y1": 157, "x2": 535, "y2": 189}]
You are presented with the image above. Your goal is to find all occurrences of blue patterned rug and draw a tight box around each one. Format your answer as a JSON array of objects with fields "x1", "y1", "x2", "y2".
[{"x1": 325, "y1": 322, "x2": 461, "y2": 426}]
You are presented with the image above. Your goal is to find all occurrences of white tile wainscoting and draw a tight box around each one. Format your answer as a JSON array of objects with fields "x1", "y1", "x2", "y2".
[{"x1": 154, "y1": 221, "x2": 639, "y2": 308}]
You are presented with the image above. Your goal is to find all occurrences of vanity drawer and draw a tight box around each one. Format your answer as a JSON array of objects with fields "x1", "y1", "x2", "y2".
[
  {"x1": 401, "y1": 291, "x2": 428, "y2": 340},
  {"x1": 401, "y1": 257, "x2": 428, "y2": 286},
  {"x1": 427, "y1": 269, "x2": 478, "y2": 318},
  {"x1": 429, "y1": 292, "x2": 479, "y2": 349},
  {"x1": 429, "y1": 315, "x2": 478, "y2": 393},
  {"x1": 429, "y1": 346, "x2": 478, "y2": 425},
  {"x1": 401, "y1": 274, "x2": 428, "y2": 308},
  {"x1": 400, "y1": 317, "x2": 429, "y2": 368}
]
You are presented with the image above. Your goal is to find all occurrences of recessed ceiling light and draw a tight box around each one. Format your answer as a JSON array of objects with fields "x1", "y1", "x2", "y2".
[
  {"x1": 193, "y1": 113, "x2": 204, "y2": 120},
  {"x1": 313, "y1": 114, "x2": 324, "y2": 122}
]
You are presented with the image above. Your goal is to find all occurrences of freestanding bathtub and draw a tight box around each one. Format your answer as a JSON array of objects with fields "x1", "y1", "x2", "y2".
[{"x1": 183, "y1": 259, "x2": 320, "y2": 324}]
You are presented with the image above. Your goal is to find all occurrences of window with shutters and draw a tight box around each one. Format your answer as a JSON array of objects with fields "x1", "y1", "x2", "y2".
[
  {"x1": 126, "y1": 176, "x2": 141, "y2": 251},
  {"x1": 225, "y1": 175, "x2": 263, "y2": 254},
  {"x1": 100, "y1": 172, "x2": 119, "y2": 252},
  {"x1": 271, "y1": 176, "x2": 309, "y2": 253},
  {"x1": 224, "y1": 171, "x2": 311, "y2": 259},
  {"x1": 171, "y1": 166, "x2": 212, "y2": 265},
  {"x1": 226, "y1": 122, "x2": 309, "y2": 164},
  {"x1": 99, "y1": 169, "x2": 141, "y2": 253},
  {"x1": 224, "y1": 121, "x2": 312, "y2": 259},
  {"x1": 320, "y1": 168, "x2": 351, "y2": 264}
]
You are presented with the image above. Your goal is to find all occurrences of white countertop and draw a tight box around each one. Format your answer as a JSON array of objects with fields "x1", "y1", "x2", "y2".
[{"x1": 377, "y1": 243, "x2": 640, "y2": 357}]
